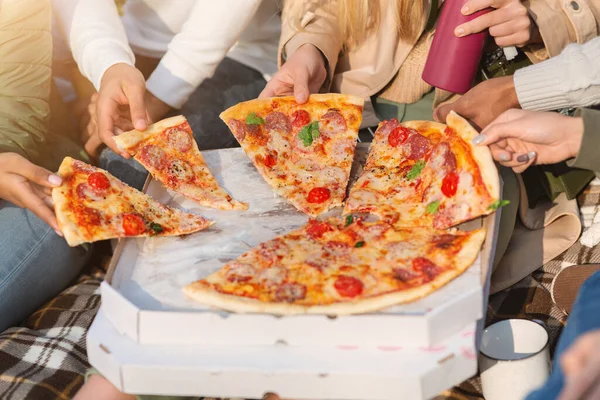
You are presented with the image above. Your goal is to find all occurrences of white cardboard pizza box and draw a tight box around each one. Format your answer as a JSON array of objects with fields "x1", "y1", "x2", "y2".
[
  {"x1": 99, "y1": 146, "x2": 501, "y2": 347},
  {"x1": 88, "y1": 308, "x2": 480, "y2": 400}
]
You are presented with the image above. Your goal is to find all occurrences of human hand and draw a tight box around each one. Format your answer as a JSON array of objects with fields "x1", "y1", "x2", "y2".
[
  {"x1": 259, "y1": 44, "x2": 327, "y2": 104},
  {"x1": 96, "y1": 63, "x2": 149, "y2": 157},
  {"x1": 434, "y1": 76, "x2": 519, "y2": 130},
  {"x1": 456, "y1": 0, "x2": 536, "y2": 47},
  {"x1": 558, "y1": 330, "x2": 600, "y2": 400},
  {"x1": 472, "y1": 109, "x2": 583, "y2": 173},
  {"x1": 0, "y1": 153, "x2": 63, "y2": 234}
]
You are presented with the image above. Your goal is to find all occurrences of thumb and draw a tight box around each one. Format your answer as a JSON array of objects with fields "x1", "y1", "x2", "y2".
[
  {"x1": 18, "y1": 159, "x2": 62, "y2": 188},
  {"x1": 435, "y1": 99, "x2": 467, "y2": 124},
  {"x1": 477, "y1": 120, "x2": 519, "y2": 146},
  {"x1": 292, "y1": 66, "x2": 310, "y2": 104},
  {"x1": 123, "y1": 82, "x2": 148, "y2": 130}
]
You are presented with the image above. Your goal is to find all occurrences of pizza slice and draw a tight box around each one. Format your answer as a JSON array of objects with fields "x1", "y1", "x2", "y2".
[
  {"x1": 114, "y1": 115, "x2": 247, "y2": 211},
  {"x1": 344, "y1": 111, "x2": 500, "y2": 229},
  {"x1": 183, "y1": 217, "x2": 485, "y2": 315},
  {"x1": 53, "y1": 157, "x2": 212, "y2": 247},
  {"x1": 219, "y1": 94, "x2": 364, "y2": 217}
]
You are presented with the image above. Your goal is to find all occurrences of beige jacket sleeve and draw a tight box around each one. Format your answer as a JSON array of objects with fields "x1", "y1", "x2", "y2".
[
  {"x1": 278, "y1": 0, "x2": 343, "y2": 91},
  {"x1": 524, "y1": 0, "x2": 600, "y2": 60},
  {"x1": 0, "y1": 0, "x2": 52, "y2": 164}
]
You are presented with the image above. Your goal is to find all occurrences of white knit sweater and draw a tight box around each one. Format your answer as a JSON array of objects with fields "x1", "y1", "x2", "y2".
[
  {"x1": 515, "y1": 37, "x2": 600, "y2": 111},
  {"x1": 54, "y1": 0, "x2": 280, "y2": 109}
]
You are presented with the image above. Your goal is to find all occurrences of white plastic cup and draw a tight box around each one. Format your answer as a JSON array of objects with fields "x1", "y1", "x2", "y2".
[{"x1": 479, "y1": 319, "x2": 551, "y2": 400}]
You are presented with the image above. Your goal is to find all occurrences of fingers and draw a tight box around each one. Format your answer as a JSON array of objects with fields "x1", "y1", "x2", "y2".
[
  {"x1": 292, "y1": 66, "x2": 310, "y2": 104},
  {"x1": 461, "y1": 0, "x2": 497, "y2": 15},
  {"x1": 456, "y1": 8, "x2": 511, "y2": 36},
  {"x1": 558, "y1": 352, "x2": 600, "y2": 400},
  {"x1": 18, "y1": 185, "x2": 60, "y2": 233},
  {"x1": 434, "y1": 100, "x2": 468, "y2": 124},
  {"x1": 97, "y1": 97, "x2": 129, "y2": 158},
  {"x1": 259, "y1": 84, "x2": 277, "y2": 99},
  {"x1": 122, "y1": 82, "x2": 148, "y2": 131},
  {"x1": 561, "y1": 333, "x2": 599, "y2": 377},
  {"x1": 13, "y1": 158, "x2": 62, "y2": 188}
]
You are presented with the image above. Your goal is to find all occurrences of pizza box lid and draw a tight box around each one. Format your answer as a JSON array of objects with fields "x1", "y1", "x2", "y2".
[
  {"x1": 88, "y1": 308, "x2": 480, "y2": 400},
  {"x1": 100, "y1": 146, "x2": 501, "y2": 347}
]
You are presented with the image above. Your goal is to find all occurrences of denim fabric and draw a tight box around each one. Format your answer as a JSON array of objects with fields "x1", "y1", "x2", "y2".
[
  {"x1": 526, "y1": 271, "x2": 600, "y2": 400},
  {"x1": 0, "y1": 202, "x2": 91, "y2": 331}
]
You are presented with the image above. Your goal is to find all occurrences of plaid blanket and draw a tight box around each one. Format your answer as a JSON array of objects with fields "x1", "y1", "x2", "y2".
[{"x1": 1, "y1": 184, "x2": 600, "y2": 399}]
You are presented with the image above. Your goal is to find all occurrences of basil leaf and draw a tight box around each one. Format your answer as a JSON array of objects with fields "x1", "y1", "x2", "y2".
[
  {"x1": 345, "y1": 215, "x2": 354, "y2": 226},
  {"x1": 355, "y1": 241, "x2": 365, "y2": 248},
  {"x1": 246, "y1": 112, "x2": 265, "y2": 125},
  {"x1": 406, "y1": 160, "x2": 426, "y2": 180},
  {"x1": 150, "y1": 223, "x2": 163, "y2": 234},
  {"x1": 488, "y1": 199, "x2": 510, "y2": 210},
  {"x1": 426, "y1": 200, "x2": 440, "y2": 214},
  {"x1": 297, "y1": 121, "x2": 320, "y2": 147}
]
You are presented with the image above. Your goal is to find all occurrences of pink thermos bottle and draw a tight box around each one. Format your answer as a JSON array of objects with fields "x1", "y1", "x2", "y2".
[{"x1": 422, "y1": 0, "x2": 490, "y2": 94}]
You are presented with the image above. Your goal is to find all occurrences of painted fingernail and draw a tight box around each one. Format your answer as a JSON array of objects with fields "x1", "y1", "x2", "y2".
[
  {"x1": 500, "y1": 153, "x2": 510, "y2": 162},
  {"x1": 516, "y1": 151, "x2": 536, "y2": 163},
  {"x1": 471, "y1": 134, "x2": 486, "y2": 145},
  {"x1": 455, "y1": 27, "x2": 465, "y2": 37},
  {"x1": 54, "y1": 229, "x2": 63, "y2": 237},
  {"x1": 48, "y1": 174, "x2": 62, "y2": 186},
  {"x1": 461, "y1": 5, "x2": 469, "y2": 14}
]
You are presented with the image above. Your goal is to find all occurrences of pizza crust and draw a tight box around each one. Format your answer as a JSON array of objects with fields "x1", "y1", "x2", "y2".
[
  {"x1": 219, "y1": 93, "x2": 364, "y2": 122},
  {"x1": 446, "y1": 111, "x2": 501, "y2": 203},
  {"x1": 53, "y1": 158, "x2": 88, "y2": 246},
  {"x1": 114, "y1": 115, "x2": 187, "y2": 151},
  {"x1": 183, "y1": 228, "x2": 486, "y2": 316}
]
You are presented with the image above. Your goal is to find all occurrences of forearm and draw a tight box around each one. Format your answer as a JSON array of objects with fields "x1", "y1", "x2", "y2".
[
  {"x1": 515, "y1": 37, "x2": 600, "y2": 111},
  {"x1": 58, "y1": 0, "x2": 135, "y2": 90},
  {"x1": 145, "y1": 0, "x2": 262, "y2": 109}
]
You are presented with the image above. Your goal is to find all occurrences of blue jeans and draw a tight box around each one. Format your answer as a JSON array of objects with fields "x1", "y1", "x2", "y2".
[
  {"x1": 0, "y1": 202, "x2": 91, "y2": 331},
  {"x1": 526, "y1": 271, "x2": 600, "y2": 400}
]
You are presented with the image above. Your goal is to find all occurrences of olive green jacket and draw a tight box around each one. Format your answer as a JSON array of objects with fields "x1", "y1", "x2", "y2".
[
  {"x1": 0, "y1": 0, "x2": 87, "y2": 171},
  {"x1": 569, "y1": 108, "x2": 600, "y2": 176}
]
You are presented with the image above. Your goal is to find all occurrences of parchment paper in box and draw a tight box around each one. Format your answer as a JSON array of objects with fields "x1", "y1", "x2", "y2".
[{"x1": 102, "y1": 145, "x2": 499, "y2": 347}]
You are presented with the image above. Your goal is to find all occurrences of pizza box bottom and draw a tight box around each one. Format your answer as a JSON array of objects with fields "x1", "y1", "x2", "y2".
[{"x1": 88, "y1": 308, "x2": 480, "y2": 400}]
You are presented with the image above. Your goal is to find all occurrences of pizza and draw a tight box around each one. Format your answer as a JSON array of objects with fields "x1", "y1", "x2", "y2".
[
  {"x1": 114, "y1": 115, "x2": 247, "y2": 211},
  {"x1": 219, "y1": 94, "x2": 364, "y2": 216},
  {"x1": 183, "y1": 217, "x2": 485, "y2": 315},
  {"x1": 53, "y1": 157, "x2": 212, "y2": 247},
  {"x1": 344, "y1": 111, "x2": 500, "y2": 229}
]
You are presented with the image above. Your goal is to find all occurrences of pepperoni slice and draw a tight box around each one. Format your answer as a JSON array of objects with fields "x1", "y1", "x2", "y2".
[
  {"x1": 226, "y1": 262, "x2": 256, "y2": 283},
  {"x1": 291, "y1": 110, "x2": 311, "y2": 128},
  {"x1": 441, "y1": 172, "x2": 459, "y2": 197},
  {"x1": 392, "y1": 268, "x2": 419, "y2": 282},
  {"x1": 307, "y1": 187, "x2": 331, "y2": 203},
  {"x1": 306, "y1": 220, "x2": 334, "y2": 239},
  {"x1": 245, "y1": 123, "x2": 268, "y2": 146},
  {"x1": 228, "y1": 119, "x2": 246, "y2": 141},
  {"x1": 319, "y1": 110, "x2": 347, "y2": 136},
  {"x1": 265, "y1": 112, "x2": 291, "y2": 134},
  {"x1": 166, "y1": 159, "x2": 194, "y2": 186},
  {"x1": 139, "y1": 145, "x2": 168, "y2": 170},
  {"x1": 388, "y1": 126, "x2": 410, "y2": 147},
  {"x1": 433, "y1": 208, "x2": 454, "y2": 230},
  {"x1": 377, "y1": 119, "x2": 400, "y2": 136},
  {"x1": 275, "y1": 283, "x2": 307, "y2": 302},
  {"x1": 412, "y1": 257, "x2": 441, "y2": 281},
  {"x1": 334, "y1": 275, "x2": 364, "y2": 298},
  {"x1": 167, "y1": 128, "x2": 193, "y2": 153},
  {"x1": 324, "y1": 240, "x2": 351, "y2": 256},
  {"x1": 403, "y1": 134, "x2": 431, "y2": 160},
  {"x1": 429, "y1": 142, "x2": 457, "y2": 172},
  {"x1": 87, "y1": 172, "x2": 110, "y2": 193},
  {"x1": 122, "y1": 213, "x2": 146, "y2": 236}
]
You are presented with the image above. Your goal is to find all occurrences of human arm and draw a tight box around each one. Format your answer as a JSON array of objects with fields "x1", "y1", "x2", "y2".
[
  {"x1": 260, "y1": 0, "x2": 341, "y2": 103},
  {"x1": 471, "y1": 108, "x2": 593, "y2": 173}
]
